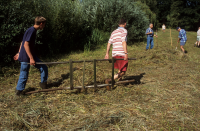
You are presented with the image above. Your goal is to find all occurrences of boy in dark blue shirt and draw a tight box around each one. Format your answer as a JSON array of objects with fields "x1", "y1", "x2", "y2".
[{"x1": 13, "y1": 16, "x2": 48, "y2": 96}]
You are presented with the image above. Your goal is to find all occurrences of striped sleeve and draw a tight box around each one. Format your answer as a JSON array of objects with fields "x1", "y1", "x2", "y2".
[
  {"x1": 121, "y1": 29, "x2": 127, "y2": 42},
  {"x1": 108, "y1": 36, "x2": 113, "y2": 44}
]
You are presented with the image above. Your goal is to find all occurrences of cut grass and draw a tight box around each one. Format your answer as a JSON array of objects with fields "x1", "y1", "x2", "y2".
[{"x1": 0, "y1": 28, "x2": 200, "y2": 130}]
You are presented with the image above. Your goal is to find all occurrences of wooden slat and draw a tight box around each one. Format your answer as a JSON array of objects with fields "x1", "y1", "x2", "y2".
[
  {"x1": 32, "y1": 58, "x2": 136, "y2": 65},
  {"x1": 93, "y1": 59, "x2": 97, "y2": 91},
  {"x1": 25, "y1": 79, "x2": 136, "y2": 94}
]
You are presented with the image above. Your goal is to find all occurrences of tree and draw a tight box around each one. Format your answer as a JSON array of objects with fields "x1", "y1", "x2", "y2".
[
  {"x1": 168, "y1": 0, "x2": 200, "y2": 30},
  {"x1": 157, "y1": 0, "x2": 172, "y2": 26}
]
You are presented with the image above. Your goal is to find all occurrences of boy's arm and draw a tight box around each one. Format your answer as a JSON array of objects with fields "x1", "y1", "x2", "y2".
[
  {"x1": 178, "y1": 32, "x2": 182, "y2": 42},
  {"x1": 24, "y1": 41, "x2": 35, "y2": 65},
  {"x1": 18, "y1": 42, "x2": 22, "y2": 53},
  {"x1": 105, "y1": 43, "x2": 111, "y2": 59},
  {"x1": 13, "y1": 42, "x2": 22, "y2": 61},
  {"x1": 122, "y1": 41, "x2": 128, "y2": 61}
]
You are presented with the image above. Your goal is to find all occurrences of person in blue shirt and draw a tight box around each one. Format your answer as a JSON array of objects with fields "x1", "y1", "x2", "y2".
[
  {"x1": 176, "y1": 27, "x2": 187, "y2": 53},
  {"x1": 13, "y1": 16, "x2": 48, "y2": 96},
  {"x1": 145, "y1": 23, "x2": 158, "y2": 51}
]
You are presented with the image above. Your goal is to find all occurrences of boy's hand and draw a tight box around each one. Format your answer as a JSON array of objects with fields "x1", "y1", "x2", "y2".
[
  {"x1": 105, "y1": 54, "x2": 109, "y2": 59},
  {"x1": 30, "y1": 58, "x2": 35, "y2": 66},
  {"x1": 13, "y1": 53, "x2": 19, "y2": 61},
  {"x1": 124, "y1": 54, "x2": 128, "y2": 61}
]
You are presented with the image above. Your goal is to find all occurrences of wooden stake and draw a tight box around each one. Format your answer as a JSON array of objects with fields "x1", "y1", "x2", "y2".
[
  {"x1": 111, "y1": 57, "x2": 115, "y2": 89},
  {"x1": 170, "y1": 28, "x2": 172, "y2": 46},
  {"x1": 82, "y1": 60, "x2": 85, "y2": 89},
  {"x1": 93, "y1": 59, "x2": 97, "y2": 91},
  {"x1": 70, "y1": 59, "x2": 73, "y2": 90}
]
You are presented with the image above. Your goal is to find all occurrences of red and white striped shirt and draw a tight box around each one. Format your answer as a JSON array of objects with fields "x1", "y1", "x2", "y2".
[{"x1": 108, "y1": 27, "x2": 127, "y2": 57}]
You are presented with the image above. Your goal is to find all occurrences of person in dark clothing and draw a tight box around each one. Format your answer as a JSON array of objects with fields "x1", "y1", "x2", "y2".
[{"x1": 13, "y1": 16, "x2": 48, "y2": 96}]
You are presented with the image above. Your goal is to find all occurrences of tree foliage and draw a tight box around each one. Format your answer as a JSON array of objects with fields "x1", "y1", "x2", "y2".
[
  {"x1": 168, "y1": 0, "x2": 200, "y2": 30},
  {"x1": 157, "y1": 0, "x2": 200, "y2": 30}
]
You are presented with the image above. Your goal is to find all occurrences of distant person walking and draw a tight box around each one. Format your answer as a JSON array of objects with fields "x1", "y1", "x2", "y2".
[
  {"x1": 162, "y1": 24, "x2": 166, "y2": 32},
  {"x1": 13, "y1": 16, "x2": 48, "y2": 96},
  {"x1": 176, "y1": 27, "x2": 187, "y2": 53},
  {"x1": 104, "y1": 18, "x2": 128, "y2": 90},
  {"x1": 196, "y1": 27, "x2": 200, "y2": 46},
  {"x1": 145, "y1": 23, "x2": 158, "y2": 51}
]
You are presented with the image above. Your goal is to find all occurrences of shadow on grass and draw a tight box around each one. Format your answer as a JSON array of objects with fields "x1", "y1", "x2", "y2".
[
  {"x1": 23, "y1": 72, "x2": 146, "y2": 95},
  {"x1": 84, "y1": 73, "x2": 146, "y2": 92},
  {"x1": 111, "y1": 73, "x2": 145, "y2": 90},
  {"x1": 47, "y1": 67, "x2": 79, "y2": 88},
  {"x1": 22, "y1": 67, "x2": 80, "y2": 95},
  {"x1": 123, "y1": 73, "x2": 145, "y2": 85}
]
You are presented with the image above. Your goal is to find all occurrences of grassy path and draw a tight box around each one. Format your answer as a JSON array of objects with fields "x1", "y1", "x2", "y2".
[{"x1": 0, "y1": 29, "x2": 200, "y2": 130}]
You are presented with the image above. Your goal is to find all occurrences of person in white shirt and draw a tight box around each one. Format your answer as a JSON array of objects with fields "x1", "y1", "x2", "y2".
[
  {"x1": 162, "y1": 24, "x2": 166, "y2": 32},
  {"x1": 195, "y1": 27, "x2": 200, "y2": 47}
]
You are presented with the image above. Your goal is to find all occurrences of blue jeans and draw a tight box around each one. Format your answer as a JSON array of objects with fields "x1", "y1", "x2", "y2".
[
  {"x1": 146, "y1": 37, "x2": 154, "y2": 50},
  {"x1": 16, "y1": 57, "x2": 48, "y2": 91}
]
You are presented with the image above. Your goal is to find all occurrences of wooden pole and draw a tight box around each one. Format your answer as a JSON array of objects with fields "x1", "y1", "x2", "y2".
[
  {"x1": 82, "y1": 60, "x2": 85, "y2": 89},
  {"x1": 170, "y1": 28, "x2": 171, "y2": 38},
  {"x1": 31, "y1": 58, "x2": 137, "y2": 65},
  {"x1": 70, "y1": 59, "x2": 73, "y2": 90},
  {"x1": 111, "y1": 57, "x2": 115, "y2": 89},
  {"x1": 93, "y1": 59, "x2": 97, "y2": 91},
  {"x1": 170, "y1": 28, "x2": 172, "y2": 47}
]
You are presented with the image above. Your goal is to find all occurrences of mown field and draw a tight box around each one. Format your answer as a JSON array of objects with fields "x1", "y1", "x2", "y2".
[{"x1": 0, "y1": 28, "x2": 200, "y2": 130}]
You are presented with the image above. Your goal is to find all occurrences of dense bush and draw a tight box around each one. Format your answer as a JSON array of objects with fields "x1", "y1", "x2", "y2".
[{"x1": 0, "y1": 0, "x2": 149, "y2": 68}]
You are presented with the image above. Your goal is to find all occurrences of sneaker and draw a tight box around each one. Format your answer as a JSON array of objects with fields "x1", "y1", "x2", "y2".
[
  {"x1": 15, "y1": 89, "x2": 23, "y2": 96},
  {"x1": 105, "y1": 78, "x2": 112, "y2": 91}
]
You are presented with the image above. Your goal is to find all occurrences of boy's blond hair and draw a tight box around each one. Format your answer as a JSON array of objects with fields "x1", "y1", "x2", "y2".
[{"x1": 35, "y1": 16, "x2": 46, "y2": 25}]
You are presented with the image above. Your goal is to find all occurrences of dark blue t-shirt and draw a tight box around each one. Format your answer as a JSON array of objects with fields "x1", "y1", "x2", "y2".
[{"x1": 18, "y1": 26, "x2": 37, "y2": 62}]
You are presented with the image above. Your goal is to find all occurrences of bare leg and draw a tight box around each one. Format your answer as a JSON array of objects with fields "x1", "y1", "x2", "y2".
[
  {"x1": 180, "y1": 45, "x2": 185, "y2": 53},
  {"x1": 114, "y1": 71, "x2": 126, "y2": 81}
]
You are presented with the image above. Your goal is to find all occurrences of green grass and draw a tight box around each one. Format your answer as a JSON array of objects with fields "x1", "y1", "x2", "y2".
[{"x1": 0, "y1": 28, "x2": 200, "y2": 130}]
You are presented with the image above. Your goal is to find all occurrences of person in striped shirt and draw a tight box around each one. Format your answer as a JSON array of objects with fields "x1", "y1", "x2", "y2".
[
  {"x1": 176, "y1": 27, "x2": 187, "y2": 53},
  {"x1": 104, "y1": 18, "x2": 128, "y2": 90}
]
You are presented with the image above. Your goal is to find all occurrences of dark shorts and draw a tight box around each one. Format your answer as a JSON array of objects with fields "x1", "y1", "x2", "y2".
[
  {"x1": 114, "y1": 56, "x2": 128, "y2": 72},
  {"x1": 180, "y1": 42, "x2": 186, "y2": 46}
]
